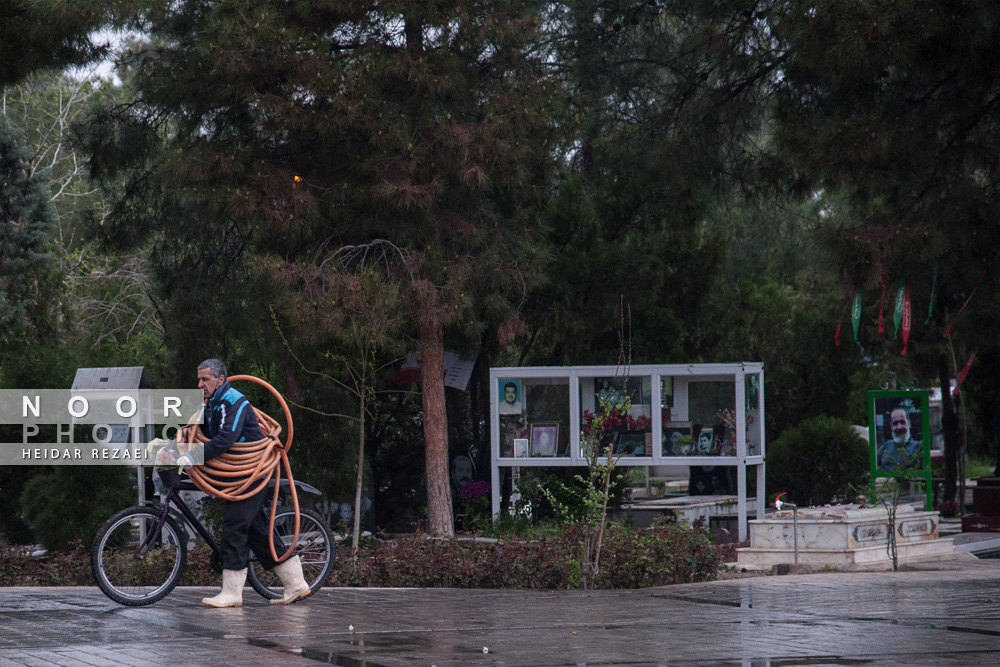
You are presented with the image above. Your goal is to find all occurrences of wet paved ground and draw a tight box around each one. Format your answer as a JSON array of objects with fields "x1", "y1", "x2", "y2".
[{"x1": 2, "y1": 555, "x2": 1000, "y2": 666}]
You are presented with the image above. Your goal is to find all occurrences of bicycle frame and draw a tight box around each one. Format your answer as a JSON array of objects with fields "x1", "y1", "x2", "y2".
[
  {"x1": 137, "y1": 477, "x2": 322, "y2": 563},
  {"x1": 139, "y1": 482, "x2": 221, "y2": 558}
]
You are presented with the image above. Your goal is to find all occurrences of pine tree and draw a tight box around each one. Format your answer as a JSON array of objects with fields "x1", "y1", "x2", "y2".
[
  {"x1": 0, "y1": 117, "x2": 55, "y2": 338},
  {"x1": 514, "y1": 0, "x2": 773, "y2": 366},
  {"x1": 753, "y1": 0, "x2": 1000, "y2": 502},
  {"x1": 0, "y1": 0, "x2": 123, "y2": 87},
  {"x1": 83, "y1": 0, "x2": 558, "y2": 536}
]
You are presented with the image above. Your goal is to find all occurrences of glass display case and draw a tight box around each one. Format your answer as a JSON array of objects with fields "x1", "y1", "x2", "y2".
[{"x1": 489, "y1": 363, "x2": 765, "y2": 540}]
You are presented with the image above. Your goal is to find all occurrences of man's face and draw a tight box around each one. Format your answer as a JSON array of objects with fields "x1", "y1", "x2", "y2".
[
  {"x1": 504, "y1": 385, "x2": 517, "y2": 405},
  {"x1": 697, "y1": 430, "x2": 713, "y2": 454},
  {"x1": 198, "y1": 368, "x2": 225, "y2": 400},
  {"x1": 890, "y1": 409, "x2": 910, "y2": 444},
  {"x1": 454, "y1": 459, "x2": 473, "y2": 483}
]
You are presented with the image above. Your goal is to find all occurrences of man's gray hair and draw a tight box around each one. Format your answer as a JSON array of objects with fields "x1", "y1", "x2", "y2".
[{"x1": 198, "y1": 358, "x2": 228, "y2": 378}]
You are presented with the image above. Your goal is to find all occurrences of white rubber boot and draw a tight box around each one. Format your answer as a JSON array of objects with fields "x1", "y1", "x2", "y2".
[
  {"x1": 201, "y1": 568, "x2": 246, "y2": 608},
  {"x1": 269, "y1": 555, "x2": 311, "y2": 605}
]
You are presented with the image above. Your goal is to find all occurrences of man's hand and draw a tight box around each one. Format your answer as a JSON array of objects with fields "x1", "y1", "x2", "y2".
[
  {"x1": 177, "y1": 454, "x2": 195, "y2": 474},
  {"x1": 176, "y1": 429, "x2": 195, "y2": 456},
  {"x1": 146, "y1": 438, "x2": 167, "y2": 455}
]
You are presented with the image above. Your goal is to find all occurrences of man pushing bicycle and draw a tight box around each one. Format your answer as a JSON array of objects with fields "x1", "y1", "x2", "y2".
[{"x1": 178, "y1": 358, "x2": 311, "y2": 607}]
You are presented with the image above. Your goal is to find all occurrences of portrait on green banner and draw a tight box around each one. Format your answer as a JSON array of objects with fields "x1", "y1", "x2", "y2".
[{"x1": 868, "y1": 390, "x2": 930, "y2": 476}]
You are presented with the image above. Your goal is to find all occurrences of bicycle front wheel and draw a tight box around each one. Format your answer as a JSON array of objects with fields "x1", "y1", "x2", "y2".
[
  {"x1": 248, "y1": 507, "x2": 335, "y2": 600},
  {"x1": 91, "y1": 506, "x2": 187, "y2": 606}
]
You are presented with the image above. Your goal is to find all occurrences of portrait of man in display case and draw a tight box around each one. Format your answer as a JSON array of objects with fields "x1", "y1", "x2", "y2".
[
  {"x1": 451, "y1": 455, "x2": 474, "y2": 494},
  {"x1": 513, "y1": 438, "x2": 528, "y2": 458},
  {"x1": 696, "y1": 426, "x2": 715, "y2": 456},
  {"x1": 498, "y1": 378, "x2": 522, "y2": 415}
]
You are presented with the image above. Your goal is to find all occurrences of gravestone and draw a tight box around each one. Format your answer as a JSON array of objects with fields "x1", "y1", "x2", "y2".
[{"x1": 737, "y1": 505, "x2": 954, "y2": 570}]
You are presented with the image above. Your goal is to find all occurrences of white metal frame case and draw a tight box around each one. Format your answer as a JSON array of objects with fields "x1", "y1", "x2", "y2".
[{"x1": 489, "y1": 363, "x2": 765, "y2": 541}]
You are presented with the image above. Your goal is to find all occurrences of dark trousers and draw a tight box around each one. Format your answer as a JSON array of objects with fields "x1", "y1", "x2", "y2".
[{"x1": 221, "y1": 487, "x2": 285, "y2": 571}]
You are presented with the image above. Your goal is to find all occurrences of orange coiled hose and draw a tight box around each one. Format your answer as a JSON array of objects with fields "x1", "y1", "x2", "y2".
[{"x1": 178, "y1": 375, "x2": 299, "y2": 563}]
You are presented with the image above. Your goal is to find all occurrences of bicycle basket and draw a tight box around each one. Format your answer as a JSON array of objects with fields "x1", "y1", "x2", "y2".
[{"x1": 156, "y1": 467, "x2": 181, "y2": 490}]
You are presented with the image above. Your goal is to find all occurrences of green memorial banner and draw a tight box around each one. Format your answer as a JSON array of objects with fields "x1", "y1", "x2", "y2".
[
  {"x1": 851, "y1": 292, "x2": 862, "y2": 345},
  {"x1": 900, "y1": 283, "x2": 911, "y2": 355},
  {"x1": 867, "y1": 389, "x2": 932, "y2": 510},
  {"x1": 892, "y1": 278, "x2": 905, "y2": 339}
]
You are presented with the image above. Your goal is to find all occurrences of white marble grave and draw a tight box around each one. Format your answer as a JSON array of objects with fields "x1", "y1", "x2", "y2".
[
  {"x1": 622, "y1": 495, "x2": 755, "y2": 530},
  {"x1": 737, "y1": 504, "x2": 955, "y2": 570}
]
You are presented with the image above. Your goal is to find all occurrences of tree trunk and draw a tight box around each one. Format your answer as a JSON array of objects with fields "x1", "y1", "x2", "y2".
[
  {"x1": 352, "y1": 372, "x2": 365, "y2": 559},
  {"x1": 415, "y1": 280, "x2": 454, "y2": 537},
  {"x1": 939, "y1": 354, "x2": 959, "y2": 507}
]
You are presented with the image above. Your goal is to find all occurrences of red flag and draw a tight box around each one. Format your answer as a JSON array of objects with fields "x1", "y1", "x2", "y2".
[
  {"x1": 395, "y1": 354, "x2": 421, "y2": 385},
  {"x1": 834, "y1": 299, "x2": 850, "y2": 346},
  {"x1": 900, "y1": 284, "x2": 911, "y2": 355},
  {"x1": 953, "y1": 347, "x2": 979, "y2": 395},
  {"x1": 945, "y1": 266, "x2": 988, "y2": 338}
]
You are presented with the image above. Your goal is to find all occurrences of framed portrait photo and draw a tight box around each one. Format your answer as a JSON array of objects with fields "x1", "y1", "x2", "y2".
[
  {"x1": 614, "y1": 431, "x2": 649, "y2": 456},
  {"x1": 867, "y1": 389, "x2": 932, "y2": 510},
  {"x1": 661, "y1": 376, "x2": 674, "y2": 409},
  {"x1": 530, "y1": 422, "x2": 560, "y2": 457},
  {"x1": 692, "y1": 424, "x2": 719, "y2": 457},
  {"x1": 868, "y1": 390, "x2": 930, "y2": 476},
  {"x1": 498, "y1": 378, "x2": 523, "y2": 415},
  {"x1": 662, "y1": 421, "x2": 693, "y2": 457},
  {"x1": 513, "y1": 438, "x2": 529, "y2": 458}
]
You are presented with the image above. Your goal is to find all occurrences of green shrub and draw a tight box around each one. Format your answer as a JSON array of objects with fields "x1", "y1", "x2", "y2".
[
  {"x1": 329, "y1": 519, "x2": 720, "y2": 589},
  {"x1": 2, "y1": 519, "x2": 722, "y2": 589},
  {"x1": 0, "y1": 465, "x2": 44, "y2": 543},
  {"x1": 582, "y1": 518, "x2": 720, "y2": 588},
  {"x1": 473, "y1": 509, "x2": 551, "y2": 539},
  {"x1": 0, "y1": 542, "x2": 93, "y2": 586},
  {"x1": 766, "y1": 415, "x2": 869, "y2": 507},
  {"x1": 20, "y1": 466, "x2": 135, "y2": 550},
  {"x1": 180, "y1": 543, "x2": 221, "y2": 586},
  {"x1": 540, "y1": 469, "x2": 631, "y2": 524}
]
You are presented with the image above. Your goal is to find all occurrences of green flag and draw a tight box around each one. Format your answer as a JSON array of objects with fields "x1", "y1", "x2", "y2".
[
  {"x1": 851, "y1": 292, "x2": 862, "y2": 345},
  {"x1": 892, "y1": 278, "x2": 905, "y2": 339},
  {"x1": 925, "y1": 261, "x2": 938, "y2": 325}
]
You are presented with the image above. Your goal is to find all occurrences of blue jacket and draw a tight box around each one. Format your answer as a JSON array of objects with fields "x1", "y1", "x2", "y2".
[{"x1": 197, "y1": 380, "x2": 264, "y2": 461}]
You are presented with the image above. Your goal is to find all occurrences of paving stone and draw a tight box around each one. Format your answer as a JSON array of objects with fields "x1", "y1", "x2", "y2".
[{"x1": 1, "y1": 555, "x2": 1000, "y2": 665}]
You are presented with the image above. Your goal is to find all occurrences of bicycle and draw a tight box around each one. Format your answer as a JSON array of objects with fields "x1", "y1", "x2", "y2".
[{"x1": 91, "y1": 472, "x2": 335, "y2": 606}]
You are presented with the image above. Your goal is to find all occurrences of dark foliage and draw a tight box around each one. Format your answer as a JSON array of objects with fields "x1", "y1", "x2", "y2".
[
  {"x1": 0, "y1": 542, "x2": 91, "y2": 586},
  {"x1": 0, "y1": 117, "x2": 55, "y2": 338},
  {"x1": 2, "y1": 519, "x2": 720, "y2": 589},
  {"x1": 19, "y1": 467, "x2": 135, "y2": 550},
  {"x1": 329, "y1": 519, "x2": 720, "y2": 589},
  {"x1": 0, "y1": 3, "x2": 114, "y2": 88},
  {"x1": 767, "y1": 415, "x2": 869, "y2": 507}
]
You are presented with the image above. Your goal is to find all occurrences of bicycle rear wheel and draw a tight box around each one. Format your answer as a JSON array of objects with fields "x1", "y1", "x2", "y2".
[
  {"x1": 91, "y1": 506, "x2": 187, "y2": 606},
  {"x1": 248, "y1": 507, "x2": 334, "y2": 600}
]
